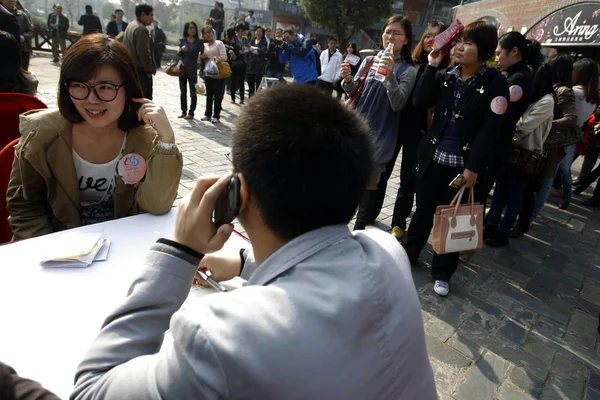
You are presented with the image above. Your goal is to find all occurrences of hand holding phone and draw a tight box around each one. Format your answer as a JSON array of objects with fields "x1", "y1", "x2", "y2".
[
  {"x1": 449, "y1": 174, "x2": 466, "y2": 189},
  {"x1": 173, "y1": 174, "x2": 234, "y2": 255},
  {"x1": 214, "y1": 174, "x2": 241, "y2": 227}
]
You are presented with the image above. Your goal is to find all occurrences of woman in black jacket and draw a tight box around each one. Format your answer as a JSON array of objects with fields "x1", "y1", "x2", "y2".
[
  {"x1": 245, "y1": 26, "x2": 268, "y2": 96},
  {"x1": 404, "y1": 21, "x2": 509, "y2": 297}
]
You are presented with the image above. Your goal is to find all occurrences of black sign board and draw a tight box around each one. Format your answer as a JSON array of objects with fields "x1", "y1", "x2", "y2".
[{"x1": 526, "y1": 2, "x2": 600, "y2": 46}]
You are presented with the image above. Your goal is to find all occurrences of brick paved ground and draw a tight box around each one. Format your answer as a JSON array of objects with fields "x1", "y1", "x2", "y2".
[{"x1": 31, "y1": 52, "x2": 600, "y2": 399}]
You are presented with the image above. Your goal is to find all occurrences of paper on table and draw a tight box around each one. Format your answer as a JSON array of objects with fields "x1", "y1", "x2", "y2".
[{"x1": 40, "y1": 233, "x2": 110, "y2": 268}]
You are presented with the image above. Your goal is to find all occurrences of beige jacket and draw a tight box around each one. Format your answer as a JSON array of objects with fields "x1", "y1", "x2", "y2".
[
  {"x1": 6, "y1": 109, "x2": 183, "y2": 240},
  {"x1": 123, "y1": 19, "x2": 156, "y2": 74},
  {"x1": 513, "y1": 94, "x2": 555, "y2": 152}
]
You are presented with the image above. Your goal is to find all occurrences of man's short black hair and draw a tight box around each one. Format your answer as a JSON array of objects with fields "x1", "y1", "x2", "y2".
[
  {"x1": 328, "y1": 37, "x2": 338, "y2": 43},
  {"x1": 114, "y1": 8, "x2": 123, "y2": 13},
  {"x1": 85, "y1": 5, "x2": 92, "y2": 12},
  {"x1": 282, "y1": 28, "x2": 294, "y2": 36},
  {"x1": 135, "y1": 3, "x2": 153, "y2": 18},
  {"x1": 231, "y1": 85, "x2": 373, "y2": 240}
]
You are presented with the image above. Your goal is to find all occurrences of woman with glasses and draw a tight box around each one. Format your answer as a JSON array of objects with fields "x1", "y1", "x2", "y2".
[
  {"x1": 6, "y1": 34, "x2": 183, "y2": 241},
  {"x1": 341, "y1": 15, "x2": 417, "y2": 231}
]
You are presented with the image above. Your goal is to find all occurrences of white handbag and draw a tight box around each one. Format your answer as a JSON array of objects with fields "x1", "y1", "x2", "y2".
[{"x1": 431, "y1": 186, "x2": 484, "y2": 255}]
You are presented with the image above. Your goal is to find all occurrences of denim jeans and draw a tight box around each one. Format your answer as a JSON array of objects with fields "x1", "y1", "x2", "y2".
[
  {"x1": 487, "y1": 172, "x2": 529, "y2": 233},
  {"x1": 556, "y1": 144, "x2": 577, "y2": 200},
  {"x1": 533, "y1": 178, "x2": 553, "y2": 218}
]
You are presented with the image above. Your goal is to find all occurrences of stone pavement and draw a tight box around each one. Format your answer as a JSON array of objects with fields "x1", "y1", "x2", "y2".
[{"x1": 30, "y1": 52, "x2": 600, "y2": 399}]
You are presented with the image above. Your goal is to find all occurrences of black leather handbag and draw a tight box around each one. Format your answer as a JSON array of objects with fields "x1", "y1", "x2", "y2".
[{"x1": 507, "y1": 147, "x2": 546, "y2": 178}]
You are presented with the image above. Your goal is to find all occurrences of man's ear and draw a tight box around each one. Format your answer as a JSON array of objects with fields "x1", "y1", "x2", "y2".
[{"x1": 238, "y1": 172, "x2": 250, "y2": 213}]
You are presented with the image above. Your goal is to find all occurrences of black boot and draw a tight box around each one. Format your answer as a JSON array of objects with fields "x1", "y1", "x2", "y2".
[
  {"x1": 483, "y1": 224, "x2": 498, "y2": 241},
  {"x1": 508, "y1": 221, "x2": 530, "y2": 238},
  {"x1": 486, "y1": 230, "x2": 509, "y2": 247}
]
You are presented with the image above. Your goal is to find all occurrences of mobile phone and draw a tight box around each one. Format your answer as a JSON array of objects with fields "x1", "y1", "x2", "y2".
[
  {"x1": 449, "y1": 173, "x2": 465, "y2": 189},
  {"x1": 214, "y1": 174, "x2": 241, "y2": 227}
]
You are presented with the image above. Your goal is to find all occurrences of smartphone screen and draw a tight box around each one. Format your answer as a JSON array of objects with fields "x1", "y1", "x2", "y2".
[
  {"x1": 214, "y1": 174, "x2": 241, "y2": 227},
  {"x1": 449, "y1": 174, "x2": 465, "y2": 189}
]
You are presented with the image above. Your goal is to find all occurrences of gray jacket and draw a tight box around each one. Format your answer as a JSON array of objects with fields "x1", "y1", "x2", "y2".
[{"x1": 71, "y1": 226, "x2": 436, "y2": 400}]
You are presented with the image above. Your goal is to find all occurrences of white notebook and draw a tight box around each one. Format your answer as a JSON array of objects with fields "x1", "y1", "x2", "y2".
[{"x1": 40, "y1": 232, "x2": 111, "y2": 268}]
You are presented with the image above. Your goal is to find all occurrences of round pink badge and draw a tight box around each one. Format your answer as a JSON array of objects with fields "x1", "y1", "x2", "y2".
[
  {"x1": 509, "y1": 85, "x2": 523, "y2": 102},
  {"x1": 118, "y1": 153, "x2": 147, "y2": 185},
  {"x1": 490, "y1": 96, "x2": 508, "y2": 115}
]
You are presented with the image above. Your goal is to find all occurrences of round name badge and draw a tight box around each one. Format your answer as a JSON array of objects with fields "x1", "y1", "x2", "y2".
[
  {"x1": 509, "y1": 85, "x2": 524, "y2": 102},
  {"x1": 118, "y1": 153, "x2": 147, "y2": 185},
  {"x1": 490, "y1": 96, "x2": 508, "y2": 115}
]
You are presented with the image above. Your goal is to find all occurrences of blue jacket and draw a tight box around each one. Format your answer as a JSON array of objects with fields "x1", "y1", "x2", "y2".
[{"x1": 277, "y1": 34, "x2": 318, "y2": 83}]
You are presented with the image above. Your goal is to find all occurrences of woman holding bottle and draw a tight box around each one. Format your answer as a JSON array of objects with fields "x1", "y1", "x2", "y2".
[
  {"x1": 388, "y1": 21, "x2": 450, "y2": 240},
  {"x1": 341, "y1": 15, "x2": 417, "y2": 231},
  {"x1": 403, "y1": 21, "x2": 509, "y2": 297},
  {"x1": 177, "y1": 22, "x2": 204, "y2": 120}
]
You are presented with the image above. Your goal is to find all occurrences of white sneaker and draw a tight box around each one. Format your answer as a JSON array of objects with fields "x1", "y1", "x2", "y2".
[
  {"x1": 433, "y1": 280, "x2": 450, "y2": 297},
  {"x1": 211, "y1": 117, "x2": 220, "y2": 123}
]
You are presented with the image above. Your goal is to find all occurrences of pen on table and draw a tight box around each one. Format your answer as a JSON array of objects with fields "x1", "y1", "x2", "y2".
[{"x1": 196, "y1": 270, "x2": 228, "y2": 292}]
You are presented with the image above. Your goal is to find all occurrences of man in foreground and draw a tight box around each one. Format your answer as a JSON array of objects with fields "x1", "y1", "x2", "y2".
[{"x1": 71, "y1": 85, "x2": 436, "y2": 400}]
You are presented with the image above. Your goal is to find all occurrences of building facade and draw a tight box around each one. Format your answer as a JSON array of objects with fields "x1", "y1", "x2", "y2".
[{"x1": 454, "y1": 0, "x2": 600, "y2": 58}]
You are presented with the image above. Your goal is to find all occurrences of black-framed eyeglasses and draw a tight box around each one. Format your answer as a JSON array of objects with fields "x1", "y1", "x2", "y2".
[
  {"x1": 225, "y1": 152, "x2": 232, "y2": 163},
  {"x1": 65, "y1": 81, "x2": 125, "y2": 102}
]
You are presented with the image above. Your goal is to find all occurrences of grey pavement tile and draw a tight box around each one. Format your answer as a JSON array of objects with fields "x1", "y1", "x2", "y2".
[
  {"x1": 497, "y1": 383, "x2": 536, "y2": 400},
  {"x1": 541, "y1": 376, "x2": 586, "y2": 400},
  {"x1": 587, "y1": 388, "x2": 600, "y2": 400},
  {"x1": 525, "y1": 273, "x2": 559, "y2": 302},
  {"x1": 581, "y1": 279, "x2": 600, "y2": 307},
  {"x1": 564, "y1": 309, "x2": 599, "y2": 352},
  {"x1": 522, "y1": 334, "x2": 557, "y2": 365},
  {"x1": 506, "y1": 306, "x2": 538, "y2": 329},
  {"x1": 447, "y1": 334, "x2": 483, "y2": 360},
  {"x1": 590, "y1": 370, "x2": 600, "y2": 392},
  {"x1": 494, "y1": 282, "x2": 569, "y2": 326},
  {"x1": 506, "y1": 366, "x2": 545, "y2": 398},
  {"x1": 496, "y1": 318, "x2": 528, "y2": 345},
  {"x1": 454, "y1": 351, "x2": 510, "y2": 400},
  {"x1": 456, "y1": 321, "x2": 551, "y2": 381}
]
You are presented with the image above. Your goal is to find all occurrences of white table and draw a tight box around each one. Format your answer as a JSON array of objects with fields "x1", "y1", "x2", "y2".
[{"x1": 0, "y1": 210, "x2": 249, "y2": 399}]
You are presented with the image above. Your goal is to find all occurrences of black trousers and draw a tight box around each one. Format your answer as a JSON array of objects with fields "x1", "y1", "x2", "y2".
[
  {"x1": 138, "y1": 69, "x2": 153, "y2": 100},
  {"x1": 404, "y1": 161, "x2": 472, "y2": 283},
  {"x1": 231, "y1": 67, "x2": 246, "y2": 102},
  {"x1": 391, "y1": 134, "x2": 420, "y2": 229},
  {"x1": 154, "y1": 52, "x2": 162, "y2": 69},
  {"x1": 205, "y1": 77, "x2": 224, "y2": 119},
  {"x1": 316, "y1": 79, "x2": 334, "y2": 96},
  {"x1": 179, "y1": 76, "x2": 198, "y2": 116},
  {"x1": 246, "y1": 73, "x2": 263, "y2": 97}
]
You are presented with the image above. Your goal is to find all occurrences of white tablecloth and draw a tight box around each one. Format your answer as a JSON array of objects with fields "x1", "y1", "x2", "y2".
[{"x1": 0, "y1": 210, "x2": 249, "y2": 399}]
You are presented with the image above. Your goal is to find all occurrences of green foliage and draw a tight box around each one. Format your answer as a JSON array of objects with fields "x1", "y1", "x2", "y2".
[{"x1": 301, "y1": 0, "x2": 392, "y2": 47}]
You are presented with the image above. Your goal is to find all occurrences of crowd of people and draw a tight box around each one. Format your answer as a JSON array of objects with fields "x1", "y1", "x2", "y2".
[{"x1": 2, "y1": 5, "x2": 600, "y2": 398}]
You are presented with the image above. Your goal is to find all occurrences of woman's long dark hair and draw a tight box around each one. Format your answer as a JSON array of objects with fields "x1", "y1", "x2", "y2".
[
  {"x1": 382, "y1": 15, "x2": 414, "y2": 66},
  {"x1": 530, "y1": 62, "x2": 554, "y2": 103},
  {"x1": 550, "y1": 54, "x2": 574, "y2": 88},
  {"x1": 498, "y1": 32, "x2": 544, "y2": 70},
  {"x1": 573, "y1": 58, "x2": 600, "y2": 105},
  {"x1": 344, "y1": 42, "x2": 358, "y2": 58},
  {"x1": 182, "y1": 22, "x2": 199, "y2": 41},
  {"x1": 413, "y1": 22, "x2": 449, "y2": 67},
  {"x1": 0, "y1": 30, "x2": 33, "y2": 95}
]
